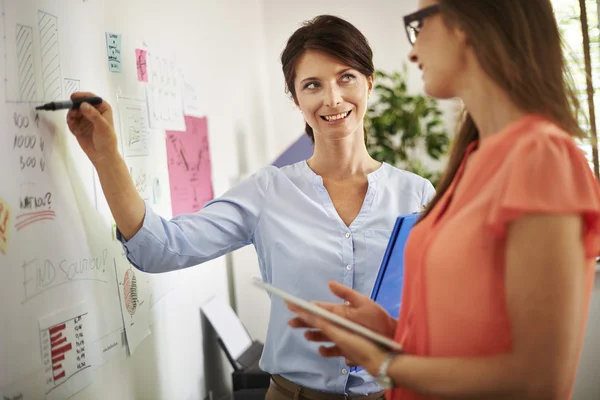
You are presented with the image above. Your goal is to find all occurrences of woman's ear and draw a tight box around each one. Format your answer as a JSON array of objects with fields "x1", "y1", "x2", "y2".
[
  {"x1": 367, "y1": 74, "x2": 374, "y2": 97},
  {"x1": 454, "y1": 25, "x2": 469, "y2": 46}
]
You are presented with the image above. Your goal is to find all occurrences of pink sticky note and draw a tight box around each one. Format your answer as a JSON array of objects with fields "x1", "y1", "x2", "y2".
[
  {"x1": 136, "y1": 49, "x2": 148, "y2": 82},
  {"x1": 165, "y1": 116, "x2": 214, "y2": 216}
]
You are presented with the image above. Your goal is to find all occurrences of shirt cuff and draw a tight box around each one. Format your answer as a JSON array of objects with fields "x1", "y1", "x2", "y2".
[{"x1": 116, "y1": 201, "x2": 162, "y2": 269}]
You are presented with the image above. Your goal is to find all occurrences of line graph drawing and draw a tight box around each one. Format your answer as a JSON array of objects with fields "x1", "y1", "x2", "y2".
[
  {"x1": 166, "y1": 116, "x2": 214, "y2": 215},
  {"x1": 38, "y1": 11, "x2": 62, "y2": 101},
  {"x1": 128, "y1": 165, "x2": 152, "y2": 201},
  {"x1": 118, "y1": 98, "x2": 150, "y2": 157},
  {"x1": 64, "y1": 78, "x2": 79, "y2": 98},
  {"x1": 16, "y1": 24, "x2": 36, "y2": 101}
]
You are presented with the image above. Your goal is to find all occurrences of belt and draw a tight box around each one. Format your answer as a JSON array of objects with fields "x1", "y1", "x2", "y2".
[{"x1": 271, "y1": 375, "x2": 385, "y2": 400}]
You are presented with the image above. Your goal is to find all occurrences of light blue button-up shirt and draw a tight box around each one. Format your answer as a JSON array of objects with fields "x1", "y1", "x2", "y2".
[{"x1": 119, "y1": 161, "x2": 434, "y2": 395}]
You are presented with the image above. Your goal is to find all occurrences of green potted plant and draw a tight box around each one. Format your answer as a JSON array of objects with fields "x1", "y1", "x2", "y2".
[{"x1": 366, "y1": 67, "x2": 450, "y2": 187}]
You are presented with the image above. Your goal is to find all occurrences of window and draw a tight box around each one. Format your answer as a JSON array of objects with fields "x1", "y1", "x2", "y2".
[{"x1": 552, "y1": 0, "x2": 600, "y2": 175}]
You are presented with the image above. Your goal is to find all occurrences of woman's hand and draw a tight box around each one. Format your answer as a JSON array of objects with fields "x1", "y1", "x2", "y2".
[
  {"x1": 288, "y1": 281, "x2": 397, "y2": 336},
  {"x1": 287, "y1": 300, "x2": 392, "y2": 376},
  {"x1": 288, "y1": 281, "x2": 397, "y2": 365},
  {"x1": 66, "y1": 92, "x2": 119, "y2": 165},
  {"x1": 66, "y1": 91, "x2": 146, "y2": 240}
]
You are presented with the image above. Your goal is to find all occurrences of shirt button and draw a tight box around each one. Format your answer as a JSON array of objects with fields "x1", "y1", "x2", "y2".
[
  {"x1": 341, "y1": 368, "x2": 348, "y2": 375},
  {"x1": 346, "y1": 264, "x2": 352, "y2": 271},
  {"x1": 345, "y1": 232, "x2": 351, "y2": 239}
]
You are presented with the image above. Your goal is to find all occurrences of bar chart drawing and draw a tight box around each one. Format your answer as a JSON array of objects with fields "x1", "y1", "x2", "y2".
[
  {"x1": 16, "y1": 24, "x2": 37, "y2": 101},
  {"x1": 39, "y1": 311, "x2": 90, "y2": 395},
  {"x1": 63, "y1": 78, "x2": 80, "y2": 99},
  {"x1": 38, "y1": 10, "x2": 62, "y2": 101}
]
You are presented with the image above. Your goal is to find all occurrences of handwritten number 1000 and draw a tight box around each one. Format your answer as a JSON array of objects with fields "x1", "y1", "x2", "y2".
[{"x1": 14, "y1": 135, "x2": 36, "y2": 149}]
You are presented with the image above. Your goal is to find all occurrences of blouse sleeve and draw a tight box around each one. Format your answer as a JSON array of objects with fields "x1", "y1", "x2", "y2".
[
  {"x1": 486, "y1": 133, "x2": 600, "y2": 259},
  {"x1": 118, "y1": 166, "x2": 273, "y2": 273}
]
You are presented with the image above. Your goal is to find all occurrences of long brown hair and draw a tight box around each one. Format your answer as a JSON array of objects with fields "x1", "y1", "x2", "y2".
[
  {"x1": 280, "y1": 15, "x2": 374, "y2": 142},
  {"x1": 420, "y1": 0, "x2": 582, "y2": 221}
]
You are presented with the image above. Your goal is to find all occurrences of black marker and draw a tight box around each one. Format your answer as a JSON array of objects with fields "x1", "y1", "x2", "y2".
[{"x1": 35, "y1": 96, "x2": 103, "y2": 111}]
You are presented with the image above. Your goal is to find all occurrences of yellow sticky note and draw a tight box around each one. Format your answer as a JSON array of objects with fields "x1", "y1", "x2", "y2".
[{"x1": 0, "y1": 198, "x2": 11, "y2": 255}]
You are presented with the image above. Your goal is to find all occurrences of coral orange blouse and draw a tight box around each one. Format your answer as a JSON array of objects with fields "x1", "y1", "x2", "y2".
[{"x1": 391, "y1": 115, "x2": 600, "y2": 400}]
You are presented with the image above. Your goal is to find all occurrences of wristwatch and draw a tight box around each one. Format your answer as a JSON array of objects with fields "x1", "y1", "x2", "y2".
[{"x1": 376, "y1": 352, "x2": 398, "y2": 389}]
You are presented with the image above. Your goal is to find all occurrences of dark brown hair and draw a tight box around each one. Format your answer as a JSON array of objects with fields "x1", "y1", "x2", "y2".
[
  {"x1": 420, "y1": 0, "x2": 582, "y2": 221},
  {"x1": 280, "y1": 15, "x2": 374, "y2": 142}
]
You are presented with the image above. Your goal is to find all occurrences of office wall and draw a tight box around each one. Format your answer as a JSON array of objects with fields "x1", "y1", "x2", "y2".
[
  {"x1": 573, "y1": 273, "x2": 600, "y2": 398},
  {"x1": 0, "y1": 1, "x2": 275, "y2": 399},
  {"x1": 95, "y1": 0, "x2": 279, "y2": 398},
  {"x1": 93, "y1": 0, "x2": 277, "y2": 398}
]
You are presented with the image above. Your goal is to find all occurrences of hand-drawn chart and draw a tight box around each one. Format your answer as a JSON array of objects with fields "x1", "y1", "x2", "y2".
[
  {"x1": 166, "y1": 116, "x2": 214, "y2": 215},
  {"x1": 63, "y1": 78, "x2": 80, "y2": 99},
  {"x1": 2, "y1": 0, "x2": 36, "y2": 103},
  {"x1": 2, "y1": 2, "x2": 65, "y2": 104},
  {"x1": 38, "y1": 10, "x2": 62, "y2": 101},
  {"x1": 128, "y1": 164, "x2": 153, "y2": 202},
  {"x1": 146, "y1": 52, "x2": 185, "y2": 130},
  {"x1": 183, "y1": 82, "x2": 205, "y2": 118},
  {"x1": 117, "y1": 97, "x2": 150, "y2": 157},
  {"x1": 135, "y1": 48, "x2": 148, "y2": 82},
  {"x1": 117, "y1": 97, "x2": 154, "y2": 201},
  {"x1": 123, "y1": 268, "x2": 138, "y2": 315},
  {"x1": 16, "y1": 24, "x2": 36, "y2": 101},
  {"x1": 39, "y1": 304, "x2": 93, "y2": 399},
  {"x1": 114, "y1": 257, "x2": 150, "y2": 355}
]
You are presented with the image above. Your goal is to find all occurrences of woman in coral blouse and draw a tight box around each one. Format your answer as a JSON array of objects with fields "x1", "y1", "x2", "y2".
[{"x1": 288, "y1": 0, "x2": 600, "y2": 399}]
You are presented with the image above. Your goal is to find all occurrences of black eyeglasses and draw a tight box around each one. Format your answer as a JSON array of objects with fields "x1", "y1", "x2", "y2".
[{"x1": 403, "y1": 5, "x2": 441, "y2": 45}]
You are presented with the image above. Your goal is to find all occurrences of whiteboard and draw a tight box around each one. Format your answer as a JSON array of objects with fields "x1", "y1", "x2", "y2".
[
  {"x1": 0, "y1": 0, "x2": 259, "y2": 398},
  {"x1": 0, "y1": 1, "x2": 155, "y2": 398}
]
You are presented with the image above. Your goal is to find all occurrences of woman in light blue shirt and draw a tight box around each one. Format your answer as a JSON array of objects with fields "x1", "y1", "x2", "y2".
[{"x1": 67, "y1": 15, "x2": 434, "y2": 400}]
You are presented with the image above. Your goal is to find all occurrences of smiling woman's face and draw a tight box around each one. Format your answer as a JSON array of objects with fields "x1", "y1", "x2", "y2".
[{"x1": 294, "y1": 49, "x2": 373, "y2": 141}]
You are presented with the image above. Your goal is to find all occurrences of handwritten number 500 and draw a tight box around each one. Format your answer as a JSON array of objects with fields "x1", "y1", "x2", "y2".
[{"x1": 20, "y1": 156, "x2": 36, "y2": 170}]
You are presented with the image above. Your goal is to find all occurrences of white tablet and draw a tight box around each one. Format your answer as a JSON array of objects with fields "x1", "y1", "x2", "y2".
[{"x1": 253, "y1": 278, "x2": 403, "y2": 352}]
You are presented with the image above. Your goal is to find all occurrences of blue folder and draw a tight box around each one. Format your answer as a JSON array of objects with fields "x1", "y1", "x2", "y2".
[{"x1": 351, "y1": 213, "x2": 419, "y2": 373}]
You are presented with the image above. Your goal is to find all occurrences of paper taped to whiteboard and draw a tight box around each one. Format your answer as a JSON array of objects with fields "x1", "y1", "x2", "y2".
[
  {"x1": 38, "y1": 303, "x2": 94, "y2": 400},
  {"x1": 105, "y1": 32, "x2": 122, "y2": 73}
]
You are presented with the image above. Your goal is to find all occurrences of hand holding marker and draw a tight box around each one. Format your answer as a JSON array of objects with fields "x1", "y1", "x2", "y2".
[{"x1": 36, "y1": 96, "x2": 103, "y2": 111}]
